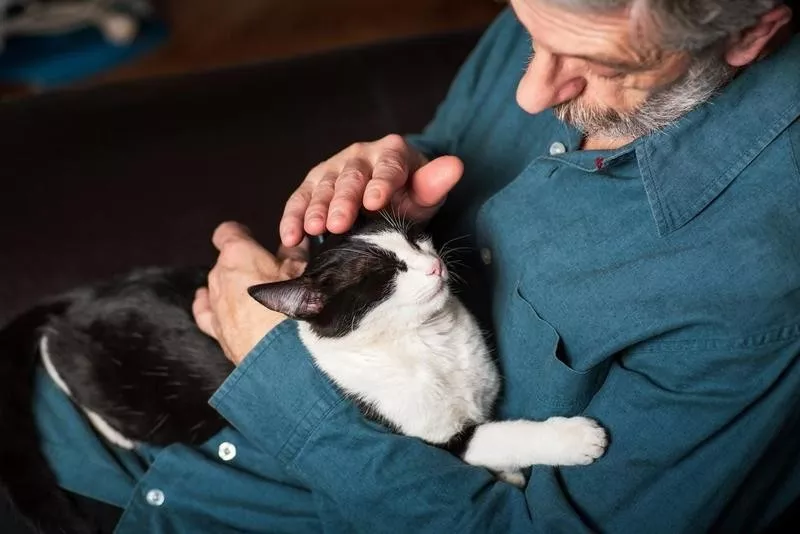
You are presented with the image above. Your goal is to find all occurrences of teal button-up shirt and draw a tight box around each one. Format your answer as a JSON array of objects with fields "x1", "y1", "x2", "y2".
[{"x1": 35, "y1": 8, "x2": 800, "y2": 533}]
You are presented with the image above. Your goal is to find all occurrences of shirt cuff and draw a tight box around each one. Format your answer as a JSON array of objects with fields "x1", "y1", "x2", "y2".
[
  {"x1": 404, "y1": 133, "x2": 444, "y2": 160},
  {"x1": 210, "y1": 320, "x2": 344, "y2": 464}
]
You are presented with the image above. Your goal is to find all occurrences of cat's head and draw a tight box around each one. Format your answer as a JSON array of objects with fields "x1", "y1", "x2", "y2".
[{"x1": 248, "y1": 217, "x2": 450, "y2": 338}]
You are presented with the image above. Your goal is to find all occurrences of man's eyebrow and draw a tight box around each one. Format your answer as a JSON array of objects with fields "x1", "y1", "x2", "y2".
[
  {"x1": 570, "y1": 54, "x2": 653, "y2": 72},
  {"x1": 528, "y1": 36, "x2": 658, "y2": 72}
]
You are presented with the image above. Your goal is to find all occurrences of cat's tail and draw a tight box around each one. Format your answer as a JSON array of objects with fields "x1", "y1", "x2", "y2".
[{"x1": 0, "y1": 298, "x2": 96, "y2": 534}]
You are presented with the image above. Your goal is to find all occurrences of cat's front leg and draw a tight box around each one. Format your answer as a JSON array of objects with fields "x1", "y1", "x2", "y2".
[
  {"x1": 462, "y1": 417, "x2": 608, "y2": 476},
  {"x1": 495, "y1": 469, "x2": 527, "y2": 488}
]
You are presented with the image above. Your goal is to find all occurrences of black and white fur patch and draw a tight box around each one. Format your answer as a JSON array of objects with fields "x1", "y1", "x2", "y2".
[{"x1": 250, "y1": 215, "x2": 609, "y2": 485}]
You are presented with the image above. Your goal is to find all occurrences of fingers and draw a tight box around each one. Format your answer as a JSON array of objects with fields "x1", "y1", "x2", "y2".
[
  {"x1": 276, "y1": 237, "x2": 309, "y2": 279},
  {"x1": 279, "y1": 135, "x2": 425, "y2": 246},
  {"x1": 363, "y1": 135, "x2": 418, "y2": 211},
  {"x1": 394, "y1": 155, "x2": 464, "y2": 219},
  {"x1": 303, "y1": 171, "x2": 337, "y2": 236},
  {"x1": 192, "y1": 287, "x2": 218, "y2": 340},
  {"x1": 276, "y1": 237, "x2": 310, "y2": 262},
  {"x1": 327, "y1": 158, "x2": 372, "y2": 234},
  {"x1": 212, "y1": 221, "x2": 281, "y2": 274},
  {"x1": 280, "y1": 182, "x2": 313, "y2": 247},
  {"x1": 212, "y1": 221, "x2": 252, "y2": 251},
  {"x1": 407, "y1": 155, "x2": 464, "y2": 208}
]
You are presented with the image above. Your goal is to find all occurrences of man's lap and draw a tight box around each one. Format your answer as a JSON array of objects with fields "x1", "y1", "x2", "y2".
[
  {"x1": 33, "y1": 368, "x2": 143, "y2": 508},
  {"x1": 31, "y1": 367, "x2": 325, "y2": 533}
]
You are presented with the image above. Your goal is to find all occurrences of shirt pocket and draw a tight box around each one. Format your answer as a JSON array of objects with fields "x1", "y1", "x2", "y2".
[{"x1": 496, "y1": 282, "x2": 609, "y2": 420}]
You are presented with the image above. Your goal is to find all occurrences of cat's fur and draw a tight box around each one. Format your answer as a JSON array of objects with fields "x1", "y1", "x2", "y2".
[
  {"x1": 0, "y1": 267, "x2": 232, "y2": 533},
  {"x1": 0, "y1": 217, "x2": 606, "y2": 533},
  {"x1": 249, "y1": 217, "x2": 607, "y2": 484}
]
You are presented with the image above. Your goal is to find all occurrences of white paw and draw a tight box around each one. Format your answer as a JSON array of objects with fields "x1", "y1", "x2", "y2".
[
  {"x1": 496, "y1": 470, "x2": 527, "y2": 488},
  {"x1": 542, "y1": 416, "x2": 608, "y2": 466}
]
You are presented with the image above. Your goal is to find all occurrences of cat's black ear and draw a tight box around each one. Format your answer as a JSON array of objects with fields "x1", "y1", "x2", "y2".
[{"x1": 247, "y1": 279, "x2": 324, "y2": 319}]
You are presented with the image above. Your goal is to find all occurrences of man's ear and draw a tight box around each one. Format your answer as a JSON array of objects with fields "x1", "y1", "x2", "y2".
[
  {"x1": 248, "y1": 278, "x2": 324, "y2": 319},
  {"x1": 725, "y1": 4, "x2": 793, "y2": 67}
]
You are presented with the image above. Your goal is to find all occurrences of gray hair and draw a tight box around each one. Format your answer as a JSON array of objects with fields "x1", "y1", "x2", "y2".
[{"x1": 544, "y1": 0, "x2": 783, "y2": 51}]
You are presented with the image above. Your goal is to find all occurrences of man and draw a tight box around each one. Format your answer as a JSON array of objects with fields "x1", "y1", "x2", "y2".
[{"x1": 35, "y1": 0, "x2": 800, "y2": 532}]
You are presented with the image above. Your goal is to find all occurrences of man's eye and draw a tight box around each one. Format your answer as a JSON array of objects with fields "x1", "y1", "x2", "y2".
[
  {"x1": 590, "y1": 64, "x2": 630, "y2": 80},
  {"x1": 594, "y1": 69, "x2": 627, "y2": 80}
]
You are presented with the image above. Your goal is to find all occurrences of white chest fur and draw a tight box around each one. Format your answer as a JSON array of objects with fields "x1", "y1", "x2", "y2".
[{"x1": 298, "y1": 296, "x2": 500, "y2": 444}]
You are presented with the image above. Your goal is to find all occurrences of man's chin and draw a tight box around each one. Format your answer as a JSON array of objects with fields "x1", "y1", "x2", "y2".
[
  {"x1": 554, "y1": 102, "x2": 657, "y2": 139},
  {"x1": 555, "y1": 102, "x2": 622, "y2": 135}
]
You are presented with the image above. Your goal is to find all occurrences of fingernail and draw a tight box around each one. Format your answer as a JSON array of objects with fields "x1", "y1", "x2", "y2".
[
  {"x1": 330, "y1": 209, "x2": 344, "y2": 221},
  {"x1": 366, "y1": 188, "x2": 381, "y2": 201}
]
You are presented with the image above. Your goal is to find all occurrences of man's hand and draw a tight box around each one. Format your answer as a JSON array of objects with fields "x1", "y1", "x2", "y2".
[
  {"x1": 192, "y1": 221, "x2": 308, "y2": 365},
  {"x1": 279, "y1": 134, "x2": 464, "y2": 247}
]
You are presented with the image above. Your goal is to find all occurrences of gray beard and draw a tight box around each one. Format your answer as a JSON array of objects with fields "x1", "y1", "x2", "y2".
[{"x1": 554, "y1": 53, "x2": 736, "y2": 139}]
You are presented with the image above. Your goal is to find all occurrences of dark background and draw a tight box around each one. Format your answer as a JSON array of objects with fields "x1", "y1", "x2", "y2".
[{"x1": 0, "y1": 29, "x2": 483, "y2": 324}]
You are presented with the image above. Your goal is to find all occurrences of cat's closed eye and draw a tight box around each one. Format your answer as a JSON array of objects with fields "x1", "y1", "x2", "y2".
[{"x1": 411, "y1": 233, "x2": 435, "y2": 251}]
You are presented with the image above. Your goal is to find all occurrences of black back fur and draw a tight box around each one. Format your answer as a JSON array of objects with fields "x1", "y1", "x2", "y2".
[
  {"x1": 45, "y1": 268, "x2": 232, "y2": 445},
  {"x1": 0, "y1": 267, "x2": 231, "y2": 533}
]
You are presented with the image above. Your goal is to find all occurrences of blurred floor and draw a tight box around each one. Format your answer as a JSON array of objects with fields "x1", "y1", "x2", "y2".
[{"x1": 86, "y1": 0, "x2": 504, "y2": 86}]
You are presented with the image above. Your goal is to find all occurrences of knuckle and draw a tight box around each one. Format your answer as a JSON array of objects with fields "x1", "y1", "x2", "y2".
[
  {"x1": 287, "y1": 189, "x2": 311, "y2": 209},
  {"x1": 375, "y1": 152, "x2": 408, "y2": 177},
  {"x1": 310, "y1": 159, "x2": 332, "y2": 174},
  {"x1": 216, "y1": 220, "x2": 240, "y2": 234},
  {"x1": 304, "y1": 207, "x2": 328, "y2": 222},
  {"x1": 346, "y1": 141, "x2": 367, "y2": 155},
  {"x1": 333, "y1": 187, "x2": 361, "y2": 205},
  {"x1": 321, "y1": 171, "x2": 340, "y2": 185},
  {"x1": 312, "y1": 178, "x2": 336, "y2": 198},
  {"x1": 380, "y1": 133, "x2": 407, "y2": 150},
  {"x1": 219, "y1": 240, "x2": 249, "y2": 263},
  {"x1": 281, "y1": 259, "x2": 307, "y2": 279},
  {"x1": 338, "y1": 167, "x2": 368, "y2": 185}
]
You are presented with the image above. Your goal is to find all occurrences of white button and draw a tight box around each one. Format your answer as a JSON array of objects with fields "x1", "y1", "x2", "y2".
[
  {"x1": 480, "y1": 248, "x2": 492, "y2": 265},
  {"x1": 218, "y1": 441, "x2": 237, "y2": 461},
  {"x1": 145, "y1": 489, "x2": 165, "y2": 507},
  {"x1": 549, "y1": 142, "x2": 567, "y2": 155}
]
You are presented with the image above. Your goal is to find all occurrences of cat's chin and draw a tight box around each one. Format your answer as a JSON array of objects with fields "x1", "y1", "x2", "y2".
[
  {"x1": 420, "y1": 285, "x2": 450, "y2": 312},
  {"x1": 431, "y1": 282, "x2": 447, "y2": 298}
]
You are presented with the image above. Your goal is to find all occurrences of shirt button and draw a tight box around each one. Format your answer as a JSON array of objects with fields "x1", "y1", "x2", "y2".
[
  {"x1": 549, "y1": 142, "x2": 567, "y2": 155},
  {"x1": 480, "y1": 248, "x2": 492, "y2": 265},
  {"x1": 218, "y1": 441, "x2": 237, "y2": 461},
  {"x1": 145, "y1": 489, "x2": 165, "y2": 507}
]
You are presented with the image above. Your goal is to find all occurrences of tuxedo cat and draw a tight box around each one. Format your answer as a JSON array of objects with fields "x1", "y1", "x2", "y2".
[
  {"x1": 249, "y1": 217, "x2": 607, "y2": 486},
  {"x1": 0, "y1": 217, "x2": 606, "y2": 533}
]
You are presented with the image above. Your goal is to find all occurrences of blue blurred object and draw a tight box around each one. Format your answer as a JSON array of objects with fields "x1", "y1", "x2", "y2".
[{"x1": 0, "y1": 17, "x2": 167, "y2": 88}]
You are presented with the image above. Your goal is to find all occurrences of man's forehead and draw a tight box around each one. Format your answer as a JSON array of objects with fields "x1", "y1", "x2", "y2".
[{"x1": 510, "y1": 0, "x2": 664, "y2": 69}]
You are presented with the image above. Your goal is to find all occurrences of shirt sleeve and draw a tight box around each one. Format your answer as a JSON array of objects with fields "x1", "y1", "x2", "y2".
[
  {"x1": 404, "y1": 8, "x2": 524, "y2": 159},
  {"x1": 211, "y1": 320, "x2": 800, "y2": 533}
]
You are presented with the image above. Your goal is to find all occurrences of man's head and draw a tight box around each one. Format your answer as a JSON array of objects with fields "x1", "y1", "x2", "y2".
[{"x1": 511, "y1": 0, "x2": 794, "y2": 139}]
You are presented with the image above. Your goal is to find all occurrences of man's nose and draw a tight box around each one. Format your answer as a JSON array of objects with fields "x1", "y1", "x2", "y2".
[{"x1": 516, "y1": 48, "x2": 586, "y2": 114}]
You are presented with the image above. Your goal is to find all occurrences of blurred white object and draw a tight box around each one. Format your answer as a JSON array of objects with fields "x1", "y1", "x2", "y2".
[{"x1": 0, "y1": 0, "x2": 152, "y2": 51}]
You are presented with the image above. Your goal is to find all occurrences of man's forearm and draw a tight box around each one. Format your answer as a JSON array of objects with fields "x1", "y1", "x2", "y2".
[{"x1": 210, "y1": 321, "x2": 595, "y2": 533}]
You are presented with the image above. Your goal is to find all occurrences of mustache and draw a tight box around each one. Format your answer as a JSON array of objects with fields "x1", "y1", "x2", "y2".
[{"x1": 553, "y1": 53, "x2": 735, "y2": 138}]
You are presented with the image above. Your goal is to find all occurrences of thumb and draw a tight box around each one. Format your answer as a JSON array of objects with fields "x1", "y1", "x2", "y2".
[
  {"x1": 276, "y1": 237, "x2": 310, "y2": 279},
  {"x1": 405, "y1": 155, "x2": 463, "y2": 212},
  {"x1": 192, "y1": 288, "x2": 219, "y2": 340},
  {"x1": 276, "y1": 236, "x2": 310, "y2": 263}
]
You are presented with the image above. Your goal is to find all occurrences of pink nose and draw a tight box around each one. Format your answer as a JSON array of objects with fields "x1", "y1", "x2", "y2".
[{"x1": 427, "y1": 259, "x2": 443, "y2": 277}]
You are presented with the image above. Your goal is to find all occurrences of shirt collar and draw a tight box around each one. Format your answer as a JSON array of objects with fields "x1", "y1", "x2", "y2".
[{"x1": 636, "y1": 35, "x2": 800, "y2": 236}]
